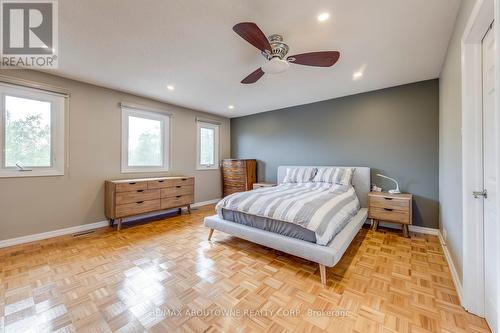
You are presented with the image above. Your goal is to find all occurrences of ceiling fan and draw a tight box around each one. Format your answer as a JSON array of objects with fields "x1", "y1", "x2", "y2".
[{"x1": 233, "y1": 22, "x2": 340, "y2": 84}]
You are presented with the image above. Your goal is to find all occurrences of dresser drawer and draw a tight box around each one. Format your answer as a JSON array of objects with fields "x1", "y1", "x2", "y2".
[
  {"x1": 369, "y1": 196, "x2": 409, "y2": 212},
  {"x1": 116, "y1": 189, "x2": 160, "y2": 205},
  {"x1": 161, "y1": 185, "x2": 194, "y2": 198},
  {"x1": 223, "y1": 185, "x2": 245, "y2": 196},
  {"x1": 223, "y1": 174, "x2": 246, "y2": 184},
  {"x1": 222, "y1": 160, "x2": 245, "y2": 168},
  {"x1": 369, "y1": 207, "x2": 410, "y2": 224},
  {"x1": 147, "y1": 179, "x2": 171, "y2": 189},
  {"x1": 161, "y1": 194, "x2": 194, "y2": 209},
  {"x1": 169, "y1": 177, "x2": 194, "y2": 187},
  {"x1": 148, "y1": 177, "x2": 194, "y2": 189},
  {"x1": 115, "y1": 199, "x2": 161, "y2": 217},
  {"x1": 224, "y1": 181, "x2": 246, "y2": 191},
  {"x1": 223, "y1": 170, "x2": 245, "y2": 177},
  {"x1": 115, "y1": 181, "x2": 148, "y2": 193}
]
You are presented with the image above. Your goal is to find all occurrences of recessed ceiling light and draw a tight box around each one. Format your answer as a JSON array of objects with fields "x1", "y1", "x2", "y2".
[
  {"x1": 317, "y1": 12, "x2": 330, "y2": 22},
  {"x1": 166, "y1": 85, "x2": 175, "y2": 91},
  {"x1": 228, "y1": 105, "x2": 235, "y2": 110},
  {"x1": 353, "y1": 72, "x2": 363, "y2": 80}
]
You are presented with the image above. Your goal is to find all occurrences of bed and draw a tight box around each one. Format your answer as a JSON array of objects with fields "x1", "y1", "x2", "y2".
[{"x1": 204, "y1": 166, "x2": 370, "y2": 284}]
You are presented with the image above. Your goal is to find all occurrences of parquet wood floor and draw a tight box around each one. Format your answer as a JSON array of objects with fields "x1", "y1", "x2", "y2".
[{"x1": 0, "y1": 205, "x2": 490, "y2": 333}]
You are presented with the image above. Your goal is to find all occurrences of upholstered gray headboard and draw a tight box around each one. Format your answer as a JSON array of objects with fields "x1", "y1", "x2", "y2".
[{"x1": 277, "y1": 166, "x2": 371, "y2": 208}]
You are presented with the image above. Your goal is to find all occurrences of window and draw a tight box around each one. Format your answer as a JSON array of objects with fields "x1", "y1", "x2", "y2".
[
  {"x1": 0, "y1": 83, "x2": 65, "y2": 178},
  {"x1": 197, "y1": 120, "x2": 219, "y2": 170},
  {"x1": 121, "y1": 106, "x2": 170, "y2": 172}
]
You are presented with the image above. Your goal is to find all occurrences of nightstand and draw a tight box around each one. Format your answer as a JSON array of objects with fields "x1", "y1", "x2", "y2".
[
  {"x1": 253, "y1": 182, "x2": 276, "y2": 190},
  {"x1": 368, "y1": 192, "x2": 413, "y2": 237}
]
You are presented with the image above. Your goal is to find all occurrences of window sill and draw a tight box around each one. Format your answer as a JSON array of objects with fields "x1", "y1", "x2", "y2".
[
  {"x1": 196, "y1": 167, "x2": 219, "y2": 171},
  {"x1": 0, "y1": 169, "x2": 64, "y2": 178},
  {"x1": 121, "y1": 167, "x2": 169, "y2": 173}
]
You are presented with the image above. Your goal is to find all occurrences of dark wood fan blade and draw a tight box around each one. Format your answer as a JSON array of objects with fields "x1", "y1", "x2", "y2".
[
  {"x1": 233, "y1": 22, "x2": 271, "y2": 53},
  {"x1": 241, "y1": 68, "x2": 264, "y2": 84},
  {"x1": 287, "y1": 51, "x2": 340, "y2": 67}
]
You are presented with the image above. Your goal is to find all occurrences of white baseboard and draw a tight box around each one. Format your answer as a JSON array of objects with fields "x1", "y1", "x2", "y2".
[
  {"x1": 438, "y1": 231, "x2": 464, "y2": 305},
  {"x1": 364, "y1": 220, "x2": 439, "y2": 235},
  {"x1": 0, "y1": 198, "x2": 222, "y2": 249},
  {"x1": 191, "y1": 198, "x2": 221, "y2": 208},
  {"x1": 0, "y1": 220, "x2": 109, "y2": 249}
]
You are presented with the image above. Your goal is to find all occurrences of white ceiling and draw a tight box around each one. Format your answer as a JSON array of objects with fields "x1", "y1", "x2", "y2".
[{"x1": 55, "y1": 0, "x2": 460, "y2": 117}]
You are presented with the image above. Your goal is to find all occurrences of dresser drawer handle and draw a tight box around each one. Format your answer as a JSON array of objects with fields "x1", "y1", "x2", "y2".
[
  {"x1": 176, "y1": 195, "x2": 181, "y2": 198},
  {"x1": 137, "y1": 190, "x2": 144, "y2": 193},
  {"x1": 158, "y1": 180, "x2": 164, "y2": 183},
  {"x1": 176, "y1": 186, "x2": 181, "y2": 188},
  {"x1": 384, "y1": 208, "x2": 394, "y2": 211},
  {"x1": 181, "y1": 178, "x2": 187, "y2": 181},
  {"x1": 136, "y1": 201, "x2": 144, "y2": 204},
  {"x1": 129, "y1": 182, "x2": 136, "y2": 185},
  {"x1": 384, "y1": 197, "x2": 393, "y2": 200}
]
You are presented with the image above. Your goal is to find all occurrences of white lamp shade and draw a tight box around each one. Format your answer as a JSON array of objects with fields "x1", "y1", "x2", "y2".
[{"x1": 262, "y1": 58, "x2": 289, "y2": 74}]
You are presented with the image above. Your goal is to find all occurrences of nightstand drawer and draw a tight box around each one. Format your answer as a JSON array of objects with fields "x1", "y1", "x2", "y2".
[
  {"x1": 369, "y1": 207, "x2": 410, "y2": 224},
  {"x1": 369, "y1": 196, "x2": 409, "y2": 212}
]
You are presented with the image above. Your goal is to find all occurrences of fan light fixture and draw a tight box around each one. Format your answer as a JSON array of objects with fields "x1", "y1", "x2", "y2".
[
  {"x1": 166, "y1": 85, "x2": 175, "y2": 91},
  {"x1": 233, "y1": 22, "x2": 340, "y2": 84},
  {"x1": 261, "y1": 57, "x2": 289, "y2": 74},
  {"x1": 228, "y1": 105, "x2": 235, "y2": 109}
]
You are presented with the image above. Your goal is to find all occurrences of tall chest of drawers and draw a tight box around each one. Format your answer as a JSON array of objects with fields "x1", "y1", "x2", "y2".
[
  {"x1": 222, "y1": 159, "x2": 257, "y2": 197},
  {"x1": 105, "y1": 176, "x2": 194, "y2": 230}
]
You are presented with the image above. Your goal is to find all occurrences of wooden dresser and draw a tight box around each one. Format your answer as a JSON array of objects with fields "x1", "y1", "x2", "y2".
[
  {"x1": 222, "y1": 159, "x2": 257, "y2": 196},
  {"x1": 105, "y1": 176, "x2": 194, "y2": 230},
  {"x1": 368, "y1": 192, "x2": 413, "y2": 237}
]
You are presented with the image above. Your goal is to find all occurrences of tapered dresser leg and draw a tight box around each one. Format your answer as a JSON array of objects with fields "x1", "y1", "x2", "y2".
[
  {"x1": 109, "y1": 219, "x2": 114, "y2": 227},
  {"x1": 319, "y1": 264, "x2": 326, "y2": 285},
  {"x1": 403, "y1": 224, "x2": 410, "y2": 238},
  {"x1": 207, "y1": 228, "x2": 214, "y2": 241},
  {"x1": 187, "y1": 205, "x2": 191, "y2": 214},
  {"x1": 117, "y1": 218, "x2": 122, "y2": 231},
  {"x1": 373, "y1": 219, "x2": 379, "y2": 230}
]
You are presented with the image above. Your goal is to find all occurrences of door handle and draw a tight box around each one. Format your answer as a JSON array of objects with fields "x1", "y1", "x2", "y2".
[{"x1": 473, "y1": 189, "x2": 488, "y2": 199}]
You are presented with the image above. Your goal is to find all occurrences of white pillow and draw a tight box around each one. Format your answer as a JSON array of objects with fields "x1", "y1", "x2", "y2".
[
  {"x1": 283, "y1": 167, "x2": 317, "y2": 183},
  {"x1": 313, "y1": 167, "x2": 355, "y2": 186}
]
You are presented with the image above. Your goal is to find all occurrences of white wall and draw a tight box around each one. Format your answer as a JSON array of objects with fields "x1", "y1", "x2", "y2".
[{"x1": 439, "y1": 0, "x2": 477, "y2": 283}]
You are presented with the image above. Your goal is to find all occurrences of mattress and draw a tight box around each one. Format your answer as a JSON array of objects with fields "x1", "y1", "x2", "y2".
[
  {"x1": 221, "y1": 208, "x2": 317, "y2": 243},
  {"x1": 216, "y1": 182, "x2": 360, "y2": 245}
]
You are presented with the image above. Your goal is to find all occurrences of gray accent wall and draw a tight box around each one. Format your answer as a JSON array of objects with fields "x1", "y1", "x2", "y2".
[{"x1": 231, "y1": 79, "x2": 439, "y2": 229}]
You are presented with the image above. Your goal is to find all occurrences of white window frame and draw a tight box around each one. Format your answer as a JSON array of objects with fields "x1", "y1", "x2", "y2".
[
  {"x1": 0, "y1": 83, "x2": 66, "y2": 178},
  {"x1": 196, "y1": 120, "x2": 220, "y2": 170},
  {"x1": 121, "y1": 106, "x2": 170, "y2": 173}
]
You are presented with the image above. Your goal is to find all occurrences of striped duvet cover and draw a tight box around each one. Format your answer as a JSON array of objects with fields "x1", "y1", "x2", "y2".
[{"x1": 215, "y1": 183, "x2": 360, "y2": 245}]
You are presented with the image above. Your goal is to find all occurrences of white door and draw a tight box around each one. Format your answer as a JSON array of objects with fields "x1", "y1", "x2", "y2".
[{"x1": 482, "y1": 23, "x2": 498, "y2": 333}]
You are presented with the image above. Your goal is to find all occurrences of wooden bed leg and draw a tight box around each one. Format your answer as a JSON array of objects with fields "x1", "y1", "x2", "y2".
[
  {"x1": 319, "y1": 264, "x2": 326, "y2": 285},
  {"x1": 207, "y1": 228, "x2": 214, "y2": 241}
]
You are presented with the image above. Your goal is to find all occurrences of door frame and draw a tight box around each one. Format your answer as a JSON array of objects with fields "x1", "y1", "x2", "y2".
[{"x1": 461, "y1": 0, "x2": 499, "y2": 318}]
